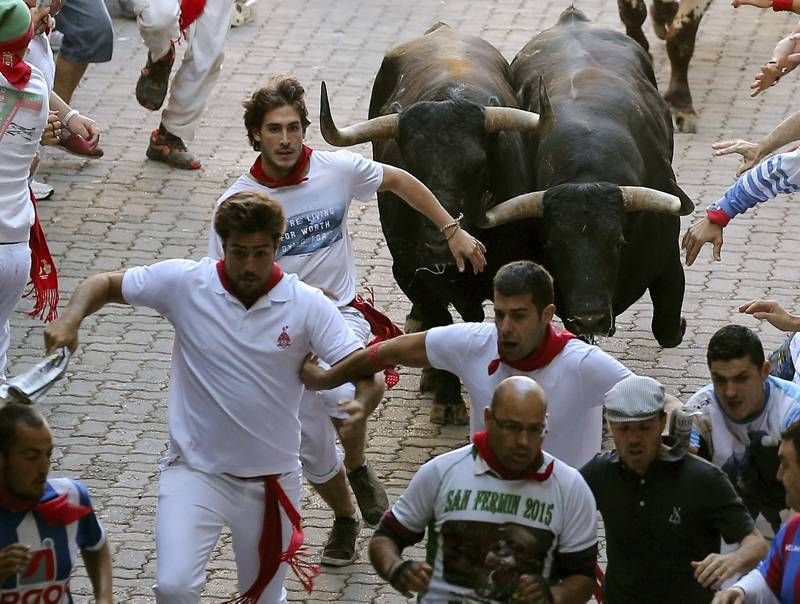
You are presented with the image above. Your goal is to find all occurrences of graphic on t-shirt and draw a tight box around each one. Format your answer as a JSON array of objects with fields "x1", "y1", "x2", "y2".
[
  {"x1": 439, "y1": 520, "x2": 554, "y2": 602},
  {"x1": 721, "y1": 430, "x2": 784, "y2": 531},
  {"x1": 279, "y1": 206, "x2": 345, "y2": 257},
  {"x1": 0, "y1": 85, "x2": 44, "y2": 142},
  {"x1": 1, "y1": 537, "x2": 70, "y2": 602}
]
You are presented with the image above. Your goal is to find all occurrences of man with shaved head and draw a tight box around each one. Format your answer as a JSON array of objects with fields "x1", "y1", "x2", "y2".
[{"x1": 368, "y1": 376, "x2": 598, "y2": 603}]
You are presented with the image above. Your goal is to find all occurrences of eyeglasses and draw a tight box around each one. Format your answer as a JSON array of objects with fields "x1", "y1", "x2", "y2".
[{"x1": 491, "y1": 415, "x2": 548, "y2": 437}]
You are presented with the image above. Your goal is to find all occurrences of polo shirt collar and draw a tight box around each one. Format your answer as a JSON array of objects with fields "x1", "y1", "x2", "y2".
[
  {"x1": 212, "y1": 261, "x2": 294, "y2": 307},
  {"x1": 609, "y1": 439, "x2": 687, "y2": 476}
]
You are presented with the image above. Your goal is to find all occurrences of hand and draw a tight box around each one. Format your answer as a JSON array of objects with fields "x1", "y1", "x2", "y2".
[
  {"x1": 739, "y1": 299, "x2": 800, "y2": 331},
  {"x1": 389, "y1": 560, "x2": 432, "y2": 597},
  {"x1": 751, "y1": 55, "x2": 800, "y2": 97},
  {"x1": 28, "y1": 5, "x2": 51, "y2": 35},
  {"x1": 681, "y1": 216, "x2": 723, "y2": 266},
  {"x1": 41, "y1": 111, "x2": 62, "y2": 146},
  {"x1": 512, "y1": 574, "x2": 554, "y2": 603},
  {"x1": 448, "y1": 228, "x2": 487, "y2": 274},
  {"x1": 299, "y1": 353, "x2": 332, "y2": 390},
  {"x1": 691, "y1": 553, "x2": 738, "y2": 590},
  {"x1": 712, "y1": 139, "x2": 763, "y2": 176},
  {"x1": 333, "y1": 399, "x2": 366, "y2": 439},
  {"x1": 0, "y1": 544, "x2": 31, "y2": 583},
  {"x1": 66, "y1": 114, "x2": 101, "y2": 148},
  {"x1": 712, "y1": 587, "x2": 746, "y2": 604},
  {"x1": 44, "y1": 317, "x2": 80, "y2": 353},
  {"x1": 731, "y1": 0, "x2": 772, "y2": 7}
]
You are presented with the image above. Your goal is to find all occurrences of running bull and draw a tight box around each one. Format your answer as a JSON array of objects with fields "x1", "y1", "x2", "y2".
[
  {"x1": 320, "y1": 23, "x2": 541, "y2": 423},
  {"x1": 482, "y1": 7, "x2": 694, "y2": 348}
]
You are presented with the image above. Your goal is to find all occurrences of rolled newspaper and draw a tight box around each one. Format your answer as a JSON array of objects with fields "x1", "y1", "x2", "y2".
[{"x1": 0, "y1": 347, "x2": 71, "y2": 405}]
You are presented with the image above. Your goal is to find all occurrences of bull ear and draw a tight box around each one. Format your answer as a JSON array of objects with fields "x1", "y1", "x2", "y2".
[
  {"x1": 389, "y1": 101, "x2": 403, "y2": 114},
  {"x1": 536, "y1": 76, "x2": 555, "y2": 136}
]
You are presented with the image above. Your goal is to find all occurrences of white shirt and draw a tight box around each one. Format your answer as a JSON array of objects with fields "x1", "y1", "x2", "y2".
[
  {"x1": 391, "y1": 445, "x2": 597, "y2": 603},
  {"x1": 425, "y1": 322, "x2": 632, "y2": 468},
  {"x1": 208, "y1": 150, "x2": 384, "y2": 306},
  {"x1": 26, "y1": 34, "x2": 55, "y2": 92},
  {"x1": 0, "y1": 67, "x2": 48, "y2": 243},
  {"x1": 121, "y1": 258, "x2": 362, "y2": 476}
]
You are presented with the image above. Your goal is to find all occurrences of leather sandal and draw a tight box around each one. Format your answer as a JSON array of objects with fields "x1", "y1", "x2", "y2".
[{"x1": 145, "y1": 128, "x2": 201, "y2": 170}]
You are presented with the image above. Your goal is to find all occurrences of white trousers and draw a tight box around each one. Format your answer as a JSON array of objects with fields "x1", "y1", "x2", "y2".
[
  {"x1": 298, "y1": 306, "x2": 371, "y2": 484},
  {"x1": 132, "y1": 0, "x2": 235, "y2": 141},
  {"x1": 153, "y1": 460, "x2": 302, "y2": 604},
  {"x1": 0, "y1": 243, "x2": 31, "y2": 381}
]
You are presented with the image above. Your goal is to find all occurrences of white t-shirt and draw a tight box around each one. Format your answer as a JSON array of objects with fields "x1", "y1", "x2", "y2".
[
  {"x1": 391, "y1": 445, "x2": 597, "y2": 603},
  {"x1": 425, "y1": 322, "x2": 632, "y2": 468},
  {"x1": 26, "y1": 34, "x2": 55, "y2": 92},
  {"x1": 790, "y1": 333, "x2": 800, "y2": 385},
  {"x1": 121, "y1": 258, "x2": 362, "y2": 476},
  {"x1": 208, "y1": 150, "x2": 384, "y2": 306},
  {"x1": 0, "y1": 67, "x2": 48, "y2": 243}
]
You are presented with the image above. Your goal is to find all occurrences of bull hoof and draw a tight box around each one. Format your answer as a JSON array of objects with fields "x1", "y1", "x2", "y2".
[
  {"x1": 674, "y1": 111, "x2": 698, "y2": 134},
  {"x1": 430, "y1": 403, "x2": 450, "y2": 424},
  {"x1": 419, "y1": 367, "x2": 437, "y2": 393},
  {"x1": 450, "y1": 404, "x2": 469, "y2": 425},
  {"x1": 404, "y1": 314, "x2": 424, "y2": 334},
  {"x1": 655, "y1": 317, "x2": 686, "y2": 348}
]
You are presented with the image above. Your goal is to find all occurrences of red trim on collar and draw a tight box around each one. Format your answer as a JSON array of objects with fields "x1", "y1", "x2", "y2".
[
  {"x1": 0, "y1": 486, "x2": 91, "y2": 526},
  {"x1": 249, "y1": 146, "x2": 313, "y2": 188},
  {"x1": 488, "y1": 324, "x2": 575, "y2": 375},
  {"x1": 472, "y1": 431, "x2": 554, "y2": 481},
  {"x1": 216, "y1": 260, "x2": 284, "y2": 302}
]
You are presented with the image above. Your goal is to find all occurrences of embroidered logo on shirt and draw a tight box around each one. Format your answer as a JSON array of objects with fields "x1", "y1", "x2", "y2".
[
  {"x1": 277, "y1": 326, "x2": 291, "y2": 349},
  {"x1": 668, "y1": 506, "x2": 682, "y2": 525}
]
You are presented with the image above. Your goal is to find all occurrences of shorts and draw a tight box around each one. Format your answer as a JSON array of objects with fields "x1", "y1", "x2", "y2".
[{"x1": 55, "y1": 0, "x2": 114, "y2": 64}]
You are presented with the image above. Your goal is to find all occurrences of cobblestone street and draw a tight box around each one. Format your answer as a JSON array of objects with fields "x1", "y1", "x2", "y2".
[{"x1": 7, "y1": 0, "x2": 800, "y2": 601}]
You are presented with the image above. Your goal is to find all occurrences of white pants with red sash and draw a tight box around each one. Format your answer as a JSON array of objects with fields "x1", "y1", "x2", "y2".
[
  {"x1": 131, "y1": 0, "x2": 235, "y2": 141},
  {"x1": 153, "y1": 458, "x2": 302, "y2": 603},
  {"x1": 0, "y1": 242, "x2": 31, "y2": 380}
]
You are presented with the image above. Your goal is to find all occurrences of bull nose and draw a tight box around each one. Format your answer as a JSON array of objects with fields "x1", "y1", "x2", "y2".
[{"x1": 565, "y1": 313, "x2": 613, "y2": 337}]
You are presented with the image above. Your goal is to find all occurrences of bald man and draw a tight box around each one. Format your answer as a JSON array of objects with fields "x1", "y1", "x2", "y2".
[{"x1": 369, "y1": 376, "x2": 598, "y2": 603}]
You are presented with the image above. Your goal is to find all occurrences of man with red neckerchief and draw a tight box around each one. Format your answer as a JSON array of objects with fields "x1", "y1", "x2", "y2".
[
  {"x1": 0, "y1": 403, "x2": 113, "y2": 603},
  {"x1": 301, "y1": 260, "x2": 682, "y2": 470},
  {"x1": 43, "y1": 192, "x2": 383, "y2": 602},
  {"x1": 208, "y1": 75, "x2": 488, "y2": 567},
  {"x1": 369, "y1": 376, "x2": 598, "y2": 603}
]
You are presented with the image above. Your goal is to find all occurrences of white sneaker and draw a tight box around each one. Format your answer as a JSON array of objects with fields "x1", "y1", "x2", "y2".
[
  {"x1": 231, "y1": 0, "x2": 256, "y2": 27},
  {"x1": 30, "y1": 179, "x2": 54, "y2": 201}
]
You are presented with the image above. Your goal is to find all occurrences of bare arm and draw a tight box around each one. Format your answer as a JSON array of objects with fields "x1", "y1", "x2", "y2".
[
  {"x1": 739, "y1": 299, "x2": 800, "y2": 331},
  {"x1": 300, "y1": 332, "x2": 431, "y2": 391},
  {"x1": 44, "y1": 271, "x2": 127, "y2": 353},
  {"x1": 81, "y1": 541, "x2": 113, "y2": 604},
  {"x1": 692, "y1": 529, "x2": 768, "y2": 589},
  {"x1": 379, "y1": 164, "x2": 486, "y2": 274},
  {"x1": 550, "y1": 576, "x2": 595, "y2": 604},
  {"x1": 368, "y1": 534, "x2": 432, "y2": 598},
  {"x1": 750, "y1": 22, "x2": 800, "y2": 96}
]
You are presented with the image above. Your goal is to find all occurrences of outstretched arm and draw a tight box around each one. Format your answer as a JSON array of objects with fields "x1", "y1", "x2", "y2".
[
  {"x1": 739, "y1": 299, "x2": 800, "y2": 331},
  {"x1": 44, "y1": 271, "x2": 127, "y2": 353},
  {"x1": 301, "y1": 332, "x2": 431, "y2": 391},
  {"x1": 750, "y1": 21, "x2": 800, "y2": 96},
  {"x1": 379, "y1": 164, "x2": 487, "y2": 274},
  {"x1": 714, "y1": 111, "x2": 800, "y2": 176},
  {"x1": 82, "y1": 541, "x2": 113, "y2": 604}
]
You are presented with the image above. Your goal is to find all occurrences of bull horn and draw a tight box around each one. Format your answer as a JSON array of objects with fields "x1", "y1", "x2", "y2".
[
  {"x1": 319, "y1": 81, "x2": 399, "y2": 147},
  {"x1": 484, "y1": 107, "x2": 540, "y2": 133},
  {"x1": 479, "y1": 191, "x2": 546, "y2": 228},
  {"x1": 619, "y1": 186, "x2": 682, "y2": 214}
]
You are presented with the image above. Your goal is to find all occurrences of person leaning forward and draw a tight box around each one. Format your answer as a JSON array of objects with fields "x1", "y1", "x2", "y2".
[{"x1": 580, "y1": 375, "x2": 768, "y2": 604}]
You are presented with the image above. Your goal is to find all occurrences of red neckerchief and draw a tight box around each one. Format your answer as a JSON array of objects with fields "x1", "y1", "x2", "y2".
[
  {"x1": 0, "y1": 486, "x2": 91, "y2": 527},
  {"x1": 347, "y1": 287, "x2": 404, "y2": 388},
  {"x1": 488, "y1": 324, "x2": 575, "y2": 376},
  {"x1": 0, "y1": 22, "x2": 34, "y2": 90},
  {"x1": 216, "y1": 260, "x2": 283, "y2": 303},
  {"x1": 472, "y1": 431, "x2": 554, "y2": 481},
  {"x1": 223, "y1": 475, "x2": 318, "y2": 603},
  {"x1": 249, "y1": 146, "x2": 313, "y2": 188},
  {"x1": 178, "y1": 0, "x2": 206, "y2": 35},
  {"x1": 23, "y1": 188, "x2": 59, "y2": 322}
]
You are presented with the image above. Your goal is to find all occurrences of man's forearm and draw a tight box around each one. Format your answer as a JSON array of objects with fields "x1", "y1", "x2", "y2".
[
  {"x1": 380, "y1": 165, "x2": 453, "y2": 229},
  {"x1": 551, "y1": 575, "x2": 594, "y2": 604},
  {"x1": 758, "y1": 111, "x2": 800, "y2": 157},
  {"x1": 82, "y1": 541, "x2": 113, "y2": 602},
  {"x1": 730, "y1": 531, "x2": 769, "y2": 574},
  {"x1": 369, "y1": 535, "x2": 404, "y2": 580},
  {"x1": 60, "y1": 272, "x2": 126, "y2": 325}
]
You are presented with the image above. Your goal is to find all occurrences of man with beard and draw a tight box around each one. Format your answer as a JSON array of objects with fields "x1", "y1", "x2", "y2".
[{"x1": 0, "y1": 403, "x2": 112, "y2": 602}]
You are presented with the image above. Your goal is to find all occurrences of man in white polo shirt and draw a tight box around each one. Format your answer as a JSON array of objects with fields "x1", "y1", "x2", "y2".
[
  {"x1": 43, "y1": 192, "x2": 383, "y2": 603},
  {"x1": 302, "y1": 260, "x2": 658, "y2": 469}
]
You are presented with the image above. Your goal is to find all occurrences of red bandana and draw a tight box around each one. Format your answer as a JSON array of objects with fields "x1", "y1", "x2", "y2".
[
  {"x1": 472, "y1": 431, "x2": 554, "y2": 481},
  {"x1": 348, "y1": 287, "x2": 404, "y2": 388},
  {"x1": 216, "y1": 260, "x2": 283, "y2": 302},
  {"x1": 0, "y1": 487, "x2": 91, "y2": 527},
  {"x1": 249, "y1": 146, "x2": 313, "y2": 188},
  {"x1": 223, "y1": 475, "x2": 318, "y2": 603},
  {"x1": 0, "y1": 22, "x2": 34, "y2": 90},
  {"x1": 23, "y1": 188, "x2": 59, "y2": 322},
  {"x1": 488, "y1": 324, "x2": 575, "y2": 376}
]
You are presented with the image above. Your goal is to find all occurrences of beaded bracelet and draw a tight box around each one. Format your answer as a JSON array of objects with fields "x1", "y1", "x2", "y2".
[{"x1": 439, "y1": 212, "x2": 463, "y2": 234}]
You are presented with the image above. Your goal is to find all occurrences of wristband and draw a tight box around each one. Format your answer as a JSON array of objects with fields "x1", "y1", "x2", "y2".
[
  {"x1": 774, "y1": 0, "x2": 793, "y2": 11},
  {"x1": 62, "y1": 109, "x2": 80, "y2": 127},
  {"x1": 706, "y1": 207, "x2": 731, "y2": 227},
  {"x1": 368, "y1": 343, "x2": 391, "y2": 371}
]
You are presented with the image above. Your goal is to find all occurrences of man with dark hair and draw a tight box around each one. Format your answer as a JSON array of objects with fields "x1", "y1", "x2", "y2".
[
  {"x1": 0, "y1": 403, "x2": 112, "y2": 602},
  {"x1": 687, "y1": 324, "x2": 800, "y2": 531},
  {"x1": 582, "y1": 375, "x2": 767, "y2": 603},
  {"x1": 369, "y1": 376, "x2": 598, "y2": 602},
  {"x1": 299, "y1": 259, "x2": 664, "y2": 470},
  {"x1": 207, "y1": 75, "x2": 488, "y2": 567},
  {"x1": 43, "y1": 191, "x2": 384, "y2": 602},
  {"x1": 714, "y1": 421, "x2": 800, "y2": 603}
]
